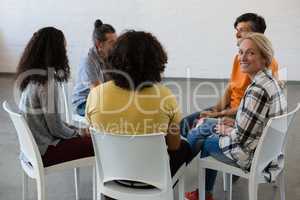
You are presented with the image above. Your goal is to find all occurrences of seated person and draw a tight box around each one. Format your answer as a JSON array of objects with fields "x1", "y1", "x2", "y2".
[
  {"x1": 17, "y1": 27, "x2": 93, "y2": 167},
  {"x1": 72, "y1": 19, "x2": 117, "y2": 116},
  {"x1": 180, "y1": 13, "x2": 280, "y2": 137},
  {"x1": 85, "y1": 30, "x2": 193, "y2": 178},
  {"x1": 185, "y1": 33, "x2": 287, "y2": 200}
]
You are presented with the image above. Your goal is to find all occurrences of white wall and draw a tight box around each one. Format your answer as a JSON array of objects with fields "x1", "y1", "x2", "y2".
[{"x1": 0, "y1": 0, "x2": 300, "y2": 80}]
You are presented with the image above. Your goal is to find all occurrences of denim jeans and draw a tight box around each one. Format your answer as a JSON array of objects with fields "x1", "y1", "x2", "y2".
[
  {"x1": 179, "y1": 107, "x2": 214, "y2": 137},
  {"x1": 76, "y1": 101, "x2": 86, "y2": 116},
  {"x1": 187, "y1": 118, "x2": 218, "y2": 153},
  {"x1": 201, "y1": 134, "x2": 238, "y2": 192}
]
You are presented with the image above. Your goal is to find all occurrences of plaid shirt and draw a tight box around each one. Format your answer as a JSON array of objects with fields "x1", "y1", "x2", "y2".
[{"x1": 219, "y1": 69, "x2": 287, "y2": 170}]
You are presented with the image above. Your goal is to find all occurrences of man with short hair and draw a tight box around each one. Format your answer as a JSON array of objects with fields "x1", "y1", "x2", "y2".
[{"x1": 181, "y1": 13, "x2": 279, "y2": 137}]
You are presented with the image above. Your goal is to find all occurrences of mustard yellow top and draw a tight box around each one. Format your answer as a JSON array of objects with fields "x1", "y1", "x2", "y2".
[{"x1": 85, "y1": 81, "x2": 182, "y2": 136}]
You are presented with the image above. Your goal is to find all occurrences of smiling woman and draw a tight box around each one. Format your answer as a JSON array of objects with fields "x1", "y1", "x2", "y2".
[
  {"x1": 185, "y1": 33, "x2": 287, "y2": 200},
  {"x1": 238, "y1": 33, "x2": 274, "y2": 78}
]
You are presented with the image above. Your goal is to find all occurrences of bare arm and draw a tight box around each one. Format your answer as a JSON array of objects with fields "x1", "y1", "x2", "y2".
[
  {"x1": 166, "y1": 122, "x2": 181, "y2": 151},
  {"x1": 214, "y1": 84, "x2": 231, "y2": 111},
  {"x1": 200, "y1": 84, "x2": 237, "y2": 118}
]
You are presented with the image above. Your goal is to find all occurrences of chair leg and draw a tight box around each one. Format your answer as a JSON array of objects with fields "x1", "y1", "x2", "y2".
[
  {"x1": 92, "y1": 166, "x2": 97, "y2": 200},
  {"x1": 36, "y1": 176, "x2": 46, "y2": 200},
  {"x1": 98, "y1": 193, "x2": 105, "y2": 200},
  {"x1": 248, "y1": 178, "x2": 258, "y2": 200},
  {"x1": 278, "y1": 171, "x2": 286, "y2": 200},
  {"x1": 224, "y1": 173, "x2": 232, "y2": 200},
  {"x1": 198, "y1": 168, "x2": 206, "y2": 200},
  {"x1": 177, "y1": 177, "x2": 185, "y2": 200},
  {"x1": 223, "y1": 173, "x2": 228, "y2": 191},
  {"x1": 22, "y1": 171, "x2": 28, "y2": 200},
  {"x1": 74, "y1": 168, "x2": 80, "y2": 200}
]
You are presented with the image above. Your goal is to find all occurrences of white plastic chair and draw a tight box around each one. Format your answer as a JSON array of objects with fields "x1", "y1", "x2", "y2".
[
  {"x1": 59, "y1": 83, "x2": 92, "y2": 199},
  {"x1": 60, "y1": 82, "x2": 88, "y2": 126},
  {"x1": 3, "y1": 101, "x2": 96, "y2": 200},
  {"x1": 198, "y1": 103, "x2": 300, "y2": 200},
  {"x1": 91, "y1": 130, "x2": 186, "y2": 200}
]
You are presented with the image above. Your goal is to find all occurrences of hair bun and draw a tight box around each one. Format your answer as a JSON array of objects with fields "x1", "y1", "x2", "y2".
[{"x1": 94, "y1": 19, "x2": 103, "y2": 29}]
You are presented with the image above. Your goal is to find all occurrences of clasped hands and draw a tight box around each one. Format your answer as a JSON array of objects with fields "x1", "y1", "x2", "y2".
[{"x1": 199, "y1": 112, "x2": 234, "y2": 136}]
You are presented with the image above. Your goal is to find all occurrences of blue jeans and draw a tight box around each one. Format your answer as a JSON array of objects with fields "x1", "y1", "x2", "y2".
[
  {"x1": 201, "y1": 135, "x2": 238, "y2": 192},
  {"x1": 76, "y1": 101, "x2": 86, "y2": 116},
  {"x1": 187, "y1": 118, "x2": 218, "y2": 153},
  {"x1": 180, "y1": 111, "x2": 200, "y2": 137},
  {"x1": 179, "y1": 107, "x2": 214, "y2": 137}
]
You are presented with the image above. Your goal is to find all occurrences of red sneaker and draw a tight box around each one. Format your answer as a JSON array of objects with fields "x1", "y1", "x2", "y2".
[
  {"x1": 185, "y1": 190, "x2": 215, "y2": 200},
  {"x1": 185, "y1": 190, "x2": 198, "y2": 200},
  {"x1": 206, "y1": 193, "x2": 214, "y2": 200}
]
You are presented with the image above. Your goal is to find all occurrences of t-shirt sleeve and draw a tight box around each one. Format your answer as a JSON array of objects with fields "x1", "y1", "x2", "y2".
[{"x1": 269, "y1": 58, "x2": 279, "y2": 77}]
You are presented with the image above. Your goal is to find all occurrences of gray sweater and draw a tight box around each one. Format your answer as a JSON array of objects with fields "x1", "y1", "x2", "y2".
[{"x1": 19, "y1": 81, "x2": 79, "y2": 155}]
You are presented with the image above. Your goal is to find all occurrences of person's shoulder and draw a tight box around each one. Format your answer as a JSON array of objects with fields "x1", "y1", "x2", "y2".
[
  {"x1": 154, "y1": 83, "x2": 174, "y2": 95},
  {"x1": 92, "y1": 80, "x2": 114, "y2": 92},
  {"x1": 250, "y1": 78, "x2": 275, "y2": 100}
]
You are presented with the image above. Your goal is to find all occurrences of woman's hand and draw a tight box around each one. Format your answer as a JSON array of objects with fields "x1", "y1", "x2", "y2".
[
  {"x1": 215, "y1": 124, "x2": 233, "y2": 136},
  {"x1": 221, "y1": 117, "x2": 235, "y2": 127}
]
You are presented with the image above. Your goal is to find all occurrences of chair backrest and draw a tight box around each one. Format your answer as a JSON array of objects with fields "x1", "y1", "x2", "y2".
[
  {"x1": 251, "y1": 103, "x2": 300, "y2": 173},
  {"x1": 2, "y1": 101, "x2": 44, "y2": 178},
  {"x1": 91, "y1": 130, "x2": 172, "y2": 190},
  {"x1": 59, "y1": 82, "x2": 71, "y2": 124}
]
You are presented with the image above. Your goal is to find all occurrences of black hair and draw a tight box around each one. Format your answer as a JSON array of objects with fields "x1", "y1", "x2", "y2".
[
  {"x1": 234, "y1": 13, "x2": 266, "y2": 33},
  {"x1": 108, "y1": 30, "x2": 167, "y2": 90},
  {"x1": 93, "y1": 19, "x2": 116, "y2": 45},
  {"x1": 16, "y1": 27, "x2": 70, "y2": 91}
]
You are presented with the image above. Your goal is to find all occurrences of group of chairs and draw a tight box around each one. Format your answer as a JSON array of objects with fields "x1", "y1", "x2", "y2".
[{"x1": 3, "y1": 83, "x2": 300, "y2": 200}]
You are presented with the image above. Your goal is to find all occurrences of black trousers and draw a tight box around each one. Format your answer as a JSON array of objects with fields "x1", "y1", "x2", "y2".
[{"x1": 168, "y1": 139, "x2": 193, "y2": 176}]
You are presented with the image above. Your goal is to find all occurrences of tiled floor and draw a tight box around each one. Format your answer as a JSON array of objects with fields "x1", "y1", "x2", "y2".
[{"x1": 1, "y1": 75, "x2": 299, "y2": 200}]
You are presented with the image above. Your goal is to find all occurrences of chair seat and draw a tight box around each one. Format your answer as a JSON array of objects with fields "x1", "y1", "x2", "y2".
[
  {"x1": 99, "y1": 163, "x2": 185, "y2": 200},
  {"x1": 199, "y1": 156, "x2": 249, "y2": 179},
  {"x1": 44, "y1": 156, "x2": 95, "y2": 174},
  {"x1": 101, "y1": 181, "x2": 166, "y2": 200}
]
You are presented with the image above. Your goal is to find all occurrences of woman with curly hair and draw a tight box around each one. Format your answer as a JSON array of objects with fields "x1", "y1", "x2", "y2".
[
  {"x1": 86, "y1": 30, "x2": 193, "y2": 179},
  {"x1": 17, "y1": 27, "x2": 93, "y2": 167}
]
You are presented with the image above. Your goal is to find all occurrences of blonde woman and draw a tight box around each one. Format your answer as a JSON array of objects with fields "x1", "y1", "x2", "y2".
[{"x1": 186, "y1": 33, "x2": 287, "y2": 200}]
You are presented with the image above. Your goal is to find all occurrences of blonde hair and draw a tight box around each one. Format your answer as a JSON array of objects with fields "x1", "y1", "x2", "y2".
[{"x1": 238, "y1": 33, "x2": 274, "y2": 67}]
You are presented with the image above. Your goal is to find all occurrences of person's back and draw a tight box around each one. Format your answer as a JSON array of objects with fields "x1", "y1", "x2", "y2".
[
  {"x1": 86, "y1": 81, "x2": 181, "y2": 135},
  {"x1": 19, "y1": 81, "x2": 75, "y2": 155}
]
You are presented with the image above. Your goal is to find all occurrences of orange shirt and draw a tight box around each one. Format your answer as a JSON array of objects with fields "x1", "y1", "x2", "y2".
[{"x1": 229, "y1": 55, "x2": 279, "y2": 109}]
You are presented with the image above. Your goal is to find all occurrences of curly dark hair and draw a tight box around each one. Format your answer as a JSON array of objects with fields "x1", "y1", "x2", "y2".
[
  {"x1": 16, "y1": 27, "x2": 70, "y2": 91},
  {"x1": 234, "y1": 13, "x2": 266, "y2": 33},
  {"x1": 108, "y1": 30, "x2": 167, "y2": 90}
]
